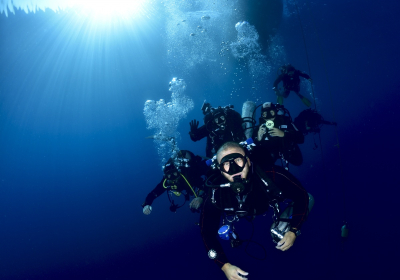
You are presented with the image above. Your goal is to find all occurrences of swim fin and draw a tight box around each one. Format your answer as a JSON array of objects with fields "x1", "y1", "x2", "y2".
[
  {"x1": 277, "y1": 95, "x2": 284, "y2": 105},
  {"x1": 301, "y1": 96, "x2": 312, "y2": 107}
]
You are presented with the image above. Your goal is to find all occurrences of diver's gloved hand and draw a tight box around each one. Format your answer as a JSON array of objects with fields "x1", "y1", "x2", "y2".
[
  {"x1": 257, "y1": 125, "x2": 267, "y2": 141},
  {"x1": 268, "y1": 127, "x2": 284, "y2": 137},
  {"x1": 275, "y1": 231, "x2": 296, "y2": 251},
  {"x1": 189, "y1": 197, "x2": 203, "y2": 210},
  {"x1": 189, "y1": 119, "x2": 199, "y2": 133},
  {"x1": 143, "y1": 205, "x2": 152, "y2": 215},
  {"x1": 221, "y1": 263, "x2": 249, "y2": 280}
]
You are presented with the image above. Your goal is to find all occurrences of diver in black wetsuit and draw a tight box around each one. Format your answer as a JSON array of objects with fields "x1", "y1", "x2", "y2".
[
  {"x1": 200, "y1": 142, "x2": 311, "y2": 280},
  {"x1": 294, "y1": 108, "x2": 337, "y2": 135},
  {"x1": 252, "y1": 102, "x2": 304, "y2": 169},
  {"x1": 141, "y1": 150, "x2": 206, "y2": 214},
  {"x1": 189, "y1": 101, "x2": 246, "y2": 158},
  {"x1": 273, "y1": 64, "x2": 312, "y2": 107}
]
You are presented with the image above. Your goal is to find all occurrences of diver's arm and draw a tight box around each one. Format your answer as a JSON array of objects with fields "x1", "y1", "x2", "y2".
[
  {"x1": 321, "y1": 120, "x2": 337, "y2": 126},
  {"x1": 298, "y1": 71, "x2": 311, "y2": 80},
  {"x1": 189, "y1": 125, "x2": 208, "y2": 142},
  {"x1": 277, "y1": 170, "x2": 309, "y2": 230},
  {"x1": 273, "y1": 74, "x2": 283, "y2": 88},
  {"x1": 142, "y1": 179, "x2": 166, "y2": 207},
  {"x1": 200, "y1": 196, "x2": 229, "y2": 268}
]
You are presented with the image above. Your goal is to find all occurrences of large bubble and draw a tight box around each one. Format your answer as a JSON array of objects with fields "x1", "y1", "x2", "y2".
[{"x1": 144, "y1": 78, "x2": 193, "y2": 166}]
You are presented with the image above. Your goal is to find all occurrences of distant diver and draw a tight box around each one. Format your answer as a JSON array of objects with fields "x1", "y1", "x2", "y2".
[
  {"x1": 252, "y1": 102, "x2": 304, "y2": 170},
  {"x1": 189, "y1": 101, "x2": 246, "y2": 158},
  {"x1": 273, "y1": 64, "x2": 313, "y2": 107},
  {"x1": 294, "y1": 109, "x2": 337, "y2": 135},
  {"x1": 142, "y1": 150, "x2": 207, "y2": 215}
]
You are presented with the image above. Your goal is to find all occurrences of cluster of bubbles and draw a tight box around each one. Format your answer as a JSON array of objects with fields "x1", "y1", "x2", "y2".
[
  {"x1": 227, "y1": 21, "x2": 290, "y2": 103},
  {"x1": 164, "y1": 0, "x2": 238, "y2": 76},
  {"x1": 229, "y1": 21, "x2": 271, "y2": 100},
  {"x1": 230, "y1": 21, "x2": 261, "y2": 59},
  {"x1": 266, "y1": 34, "x2": 287, "y2": 73},
  {"x1": 144, "y1": 78, "x2": 193, "y2": 166}
]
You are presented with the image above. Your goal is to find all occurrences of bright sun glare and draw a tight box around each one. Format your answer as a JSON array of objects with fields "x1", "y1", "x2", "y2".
[{"x1": 0, "y1": 0, "x2": 151, "y2": 20}]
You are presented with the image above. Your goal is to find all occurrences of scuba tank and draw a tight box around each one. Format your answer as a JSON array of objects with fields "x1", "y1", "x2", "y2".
[{"x1": 241, "y1": 101, "x2": 256, "y2": 139}]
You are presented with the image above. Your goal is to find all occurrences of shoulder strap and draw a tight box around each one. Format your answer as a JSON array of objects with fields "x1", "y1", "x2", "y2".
[{"x1": 254, "y1": 165, "x2": 283, "y2": 200}]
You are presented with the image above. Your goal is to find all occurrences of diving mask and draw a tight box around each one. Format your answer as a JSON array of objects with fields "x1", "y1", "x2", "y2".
[{"x1": 219, "y1": 153, "x2": 247, "y2": 175}]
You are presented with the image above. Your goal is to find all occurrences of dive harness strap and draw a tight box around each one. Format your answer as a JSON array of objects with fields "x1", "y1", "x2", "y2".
[
  {"x1": 254, "y1": 164, "x2": 284, "y2": 223},
  {"x1": 254, "y1": 165, "x2": 283, "y2": 199},
  {"x1": 162, "y1": 174, "x2": 198, "y2": 198},
  {"x1": 163, "y1": 174, "x2": 198, "y2": 212}
]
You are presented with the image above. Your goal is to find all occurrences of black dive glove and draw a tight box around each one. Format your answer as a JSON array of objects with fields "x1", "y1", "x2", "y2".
[{"x1": 189, "y1": 119, "x2": 199, "y2": 134}]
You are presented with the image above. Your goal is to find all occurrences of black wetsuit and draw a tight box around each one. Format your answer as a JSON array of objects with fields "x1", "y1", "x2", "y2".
[
  {"x1": 200, "y1": 165, "x2": 309, "y2": 268},
  {"x1": 273, "y1": 70, "x2": 310, "y2": 97},
  {"x1": 189, "y1": 109, "x2": 246, "y2": 158},
  {"x1": 142, "y1": 156, "x2": 206, "y2": 208},
  {"x1": 252, "y1": 115, "x2": 304, "y2": 168}
]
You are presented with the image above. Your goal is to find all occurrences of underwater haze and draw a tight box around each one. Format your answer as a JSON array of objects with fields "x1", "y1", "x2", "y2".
[{"x1": 0, "y1": 0, "x2": 398, "y2": 279}]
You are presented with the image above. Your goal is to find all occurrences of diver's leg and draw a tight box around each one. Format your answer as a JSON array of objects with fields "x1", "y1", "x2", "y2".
[
  {"x1": 295, "y1": 91, "x2": 312, "y2": 107},
  {"x1": 283, "y1": 89, "x2": 290, "y2": 98}
]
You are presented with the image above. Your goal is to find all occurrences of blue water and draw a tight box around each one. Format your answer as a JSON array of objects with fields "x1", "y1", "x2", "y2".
[{"x1": 0, "y1": 1, "x2": 398, "y2": 279}]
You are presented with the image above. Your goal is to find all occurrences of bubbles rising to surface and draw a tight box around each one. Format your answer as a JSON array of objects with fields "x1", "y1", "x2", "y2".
[
  {"x1": 144, "y1": 78, "x2": 193, "y2": 167},
  {"x1": 164, "y1": 0, "x2": 239, "y2": 76}
]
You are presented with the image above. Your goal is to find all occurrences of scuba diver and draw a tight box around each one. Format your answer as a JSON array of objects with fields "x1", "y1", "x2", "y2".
[
  {"x1": 142, "y1": 150, "x2": 206, "y2": 215},
  {"x1": 252, "y1": 102, "x2": 304, "y2": 169},
  {"x1": 200, "y1": 141, "x2": 312, "y2": 280},
  {"x1": 294, "y1": 108, "x2": 337, "y2": 135},
  {"x1": 189, "y1": 101, "x2": 246, "y2": 158},
  {"x1": 273, "y1": 64, "x2": 313, "y2": 107}
]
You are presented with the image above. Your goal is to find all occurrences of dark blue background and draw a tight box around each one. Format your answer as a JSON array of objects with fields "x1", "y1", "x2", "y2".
[{"x1": 0, "y1": 1, "x2": 398, "y2": 279}]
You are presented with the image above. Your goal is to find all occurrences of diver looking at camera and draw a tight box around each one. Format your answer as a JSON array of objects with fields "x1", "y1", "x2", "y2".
[
  {"x1": 252, "y1": 102, "x2": 304, "y2": 170},
  {"x1": 200, "y1": 141, "x2": 312, "y2": 280}
]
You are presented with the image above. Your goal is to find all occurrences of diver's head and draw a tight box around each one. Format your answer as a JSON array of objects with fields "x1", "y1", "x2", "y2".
[
  {"x1": 213, "y1": 109, "x2": 226, "y2": 127},
  {"x1": 261, "y1": 102, "x2": 277, "y2": 120},
  {"x1": 163, "y1": 159, "x2": 180, "y2": 184},
  {"x1": 286, "y1": 64, "x2": 295, "y2": 76},
  {"x1": 216, "y1": 142, "x2": 251, "y2": 183},
  {"x1": 163, "y1": 150, "x2": 194, "y2": 183},
  {"x1": 204, "y1": 107, "x2": 227, "y2": 133}
]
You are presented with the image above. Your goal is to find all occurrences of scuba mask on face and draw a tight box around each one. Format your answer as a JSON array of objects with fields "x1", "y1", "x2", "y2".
[
  {"x1": 262, "y1": 110, "x2": 276, "y2": 120},
  {"x1": 218, "y1": 154, "x2": 250, "y2": 195},
  {"x1": 212, "y1": 113, "x2": 226, "y2": 132},
  {"x1": 205, "y1": 107, "x2": 227, "y2": 134},
  {"x1": 219, "y1": 153, "x2": 247, "y2": 175},
  {"x1": 164, "y1": 169, "x2": 180, "y2": 185}
]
